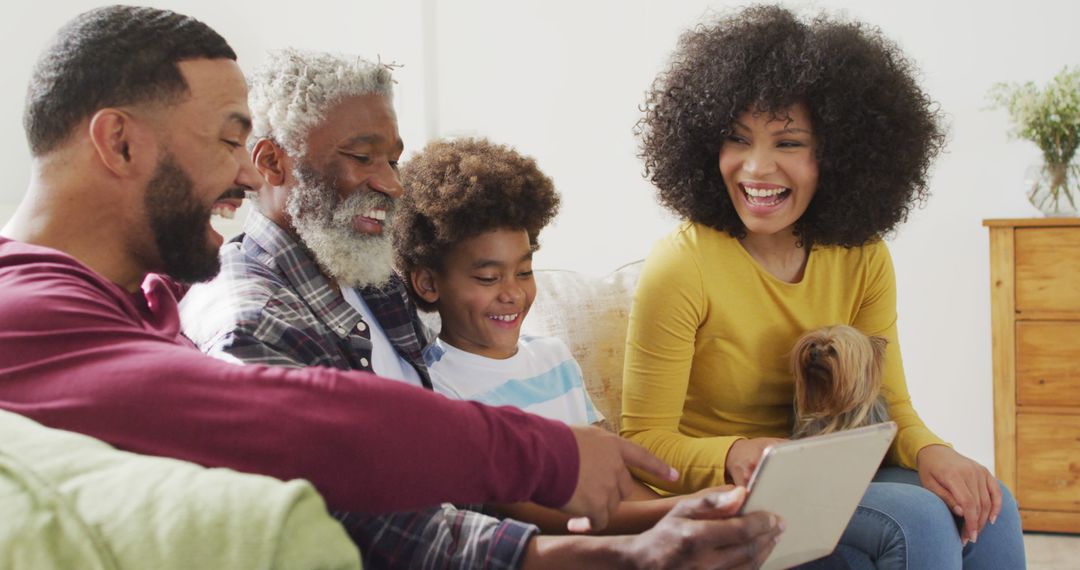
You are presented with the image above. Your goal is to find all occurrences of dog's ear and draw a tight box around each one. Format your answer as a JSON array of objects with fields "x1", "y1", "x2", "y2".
[
  {"x1": 790, "y1": 335, "x2": 812, "y2": 378},
  {"x1": 869, "y1": 335, "x2": 888, "y2": 360}
]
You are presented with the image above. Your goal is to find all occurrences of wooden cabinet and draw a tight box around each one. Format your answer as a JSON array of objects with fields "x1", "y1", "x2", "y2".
[{"x1": 985, "y1": 218, "x2": 1080, "y2": 533}]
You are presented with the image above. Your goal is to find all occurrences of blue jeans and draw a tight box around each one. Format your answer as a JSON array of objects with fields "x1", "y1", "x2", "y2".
[{"x1": 809, "y1": 467, "x2": 1025, "y2": 569}]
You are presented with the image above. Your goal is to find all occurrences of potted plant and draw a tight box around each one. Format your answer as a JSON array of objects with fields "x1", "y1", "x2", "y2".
[{"x1": 989, "y1": 67, "x2": 1080, "y2": 216}]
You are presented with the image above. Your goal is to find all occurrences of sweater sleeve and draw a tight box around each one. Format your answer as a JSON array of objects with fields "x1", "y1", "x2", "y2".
[
  {"x1": 853, "y1": 242, "x2": 948, "y2": 468},
  {"x1": 0, "y1": 259, "x2": 579, "y2": 514},
  {"x1": 620, "y1": 236, "x2": 737, "y2": 493}
]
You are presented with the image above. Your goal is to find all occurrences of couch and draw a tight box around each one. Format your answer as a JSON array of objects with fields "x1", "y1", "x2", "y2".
[{"x1": 0, "y1": 409, "x2": 361, "y2": 570}]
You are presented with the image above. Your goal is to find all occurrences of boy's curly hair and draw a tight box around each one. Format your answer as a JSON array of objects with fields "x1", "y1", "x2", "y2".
[
  {"x1": 636, "y1": 5, "x2": 946, "y2": 247},
  {"x1": 394, "y1": 138, "x2": 560, "y2": 310}
]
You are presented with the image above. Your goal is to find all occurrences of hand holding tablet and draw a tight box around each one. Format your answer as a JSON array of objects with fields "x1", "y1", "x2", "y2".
[{"x1": 737, "y1": 422, "x2": 898, "y2": 570}]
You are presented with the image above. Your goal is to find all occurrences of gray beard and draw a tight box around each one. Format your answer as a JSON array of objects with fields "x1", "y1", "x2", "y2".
[{"x1": 286, "y1": 166, "x2": 395, "y2": 289}]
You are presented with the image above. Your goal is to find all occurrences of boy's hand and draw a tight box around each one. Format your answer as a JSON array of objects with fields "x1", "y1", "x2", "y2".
[{"x1": 560, "y1": 425, "x2": 678, "y2": 531}]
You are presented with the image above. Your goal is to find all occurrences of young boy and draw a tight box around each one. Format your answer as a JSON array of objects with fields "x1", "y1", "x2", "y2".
[
  {"x1": 393, "y1": 137, "x2": 601, "y2": 427},
  {"x1": 394, "y1": 137, "x2": 720, "y2": 533}
]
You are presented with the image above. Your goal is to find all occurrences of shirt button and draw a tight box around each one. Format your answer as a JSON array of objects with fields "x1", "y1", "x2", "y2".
[
  {"x1": 360, "y1": 357, "x2": 370, "y2": 368},
  {"x1": 356, "y1": 321, "x2": 367, "y2": 332}
]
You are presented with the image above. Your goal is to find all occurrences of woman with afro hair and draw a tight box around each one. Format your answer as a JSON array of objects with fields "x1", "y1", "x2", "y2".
[{"x1": 621, "y1": 5, "x2": 1024, "y2": 568}]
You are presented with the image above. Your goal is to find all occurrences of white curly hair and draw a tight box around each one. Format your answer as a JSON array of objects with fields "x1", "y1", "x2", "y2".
[{"x1": 247, "y1": 48, "x2": 394, "y2": 156}]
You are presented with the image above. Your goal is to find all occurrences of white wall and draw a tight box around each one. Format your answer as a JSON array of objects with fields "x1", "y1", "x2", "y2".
[
  {"x1": 3, "y1": 0, "x2": 1077, "y2": 472},
  {"x1": 0, "y1": 0, "x2": 430, "y2": 234}
]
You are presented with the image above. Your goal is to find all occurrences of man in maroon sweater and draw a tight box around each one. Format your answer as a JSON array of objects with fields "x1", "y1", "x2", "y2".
[{"x1": 0, "y1": 6, "x2": 781, "y2": 567}]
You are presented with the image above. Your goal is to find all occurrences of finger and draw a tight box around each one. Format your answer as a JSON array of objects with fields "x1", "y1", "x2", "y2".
[
  {"x1": 923, "y1": 475, "x2": 963, "y2": 518},
  {"x1": 731, "y1": 465, "x2": 749, "y2": 487},
  {"x1": 670, "y1": 487, "x2": 747, "y2": 520},
  {"x1": 924, "y1": 474, "x2": 974, "y2": 541},
  {"x1": 566, "y1": 516, "x2": 591, "y2": 533},
  {"x1": 708, "y1": 515, "x2": 782, "y2": 568},
  {"x1": 714, "y1": 527, "x2": 782, "y2": 569},
  {"x1": 961, "y1": 477, "x2": 983, "y2": 541},
  {"x1": 719, "y1": 511, "x2": 778, "y2": 543},
  {"x1": 710, "y1": 535, "x2": 756, "y2": 569},
  {"x1": 752, "y1": 528, "x2": 783, "y2": 567},
  {"x1": 604, "y1": 476, "x2": 621, "y2": 532},
  {"x1": 939, "y1": 474, "x2": 979, "y2": 541},
  {"x1": 987, "y1": 473, "x2": 1004, "y2": 525},
  {"x1": 591, "y1": 507, "x2": 609, "y2": 535},
  {"x1": 957, "y1": 490, "x2": 979, "y2": 542},
  {"x1": 588, "y1": 493, "x2": 611, "y2": 532},
  {"x1": 618, "y1": 438, "x2": 678, "y2": 482},
  {"x1": 976, "y1": 473, "x2": 992, "y2": 534},
  {"x1": 617, "y1": 462, "x2": 638, "y2": 501}
]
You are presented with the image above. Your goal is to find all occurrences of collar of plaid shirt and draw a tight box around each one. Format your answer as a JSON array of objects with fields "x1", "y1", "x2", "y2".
[{"x1": 239, "y1": 210, "x2": 432, "y2": 388}]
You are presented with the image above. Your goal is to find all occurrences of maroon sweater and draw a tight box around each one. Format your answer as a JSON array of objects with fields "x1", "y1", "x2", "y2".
[{"x1": 0, "y1": 237, "x2": 578, "y2": 513}]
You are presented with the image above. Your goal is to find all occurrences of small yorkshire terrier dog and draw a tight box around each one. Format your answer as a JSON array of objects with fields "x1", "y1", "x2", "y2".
[{"x1": 790, "y1": 325, "x2": 890, "y2": 439}]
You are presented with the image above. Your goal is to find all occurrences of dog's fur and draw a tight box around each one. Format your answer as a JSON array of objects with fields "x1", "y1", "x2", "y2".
[{"x1": 790, "y1": 325, "x2": 890, "y2": 439}]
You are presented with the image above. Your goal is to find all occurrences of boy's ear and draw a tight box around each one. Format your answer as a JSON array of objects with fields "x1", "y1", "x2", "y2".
[{"x1": 410, "y1": 268, "x2": 440, "y2": 305}]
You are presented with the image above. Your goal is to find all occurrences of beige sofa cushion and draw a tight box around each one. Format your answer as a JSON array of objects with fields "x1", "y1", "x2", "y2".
[{"x1": 521, "y1": 262, "x2": 642, "y2": 433}]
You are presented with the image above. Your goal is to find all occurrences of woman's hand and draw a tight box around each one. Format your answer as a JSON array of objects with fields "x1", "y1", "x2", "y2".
[
  {"x1": 725, "y1": 437, "x2": 788, "y2": 486},
  {"x1": 916, "y1": 444, "x2": 1003, "y2": 544}
]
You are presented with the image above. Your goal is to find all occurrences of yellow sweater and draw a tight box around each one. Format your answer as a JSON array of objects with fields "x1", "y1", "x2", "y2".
[{"x1": 621, "y1": 223, "x2": 946, "y2": 494}]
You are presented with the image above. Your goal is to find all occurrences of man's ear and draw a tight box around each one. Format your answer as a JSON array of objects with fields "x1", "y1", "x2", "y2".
[
  {"x1": 87, "y1": 109, "x2": 144, "y2": 177},
  {"x1": 410, "y1": 268, "x2": 440, "y2": 305},
  {"x1": 252, "y1": 138, "x2": 288, "y2": 186}
]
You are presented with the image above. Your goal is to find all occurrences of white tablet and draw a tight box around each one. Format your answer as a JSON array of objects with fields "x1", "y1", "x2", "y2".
[{"x1": 738, "y1": 421, "x2": 897, "y2": 570}]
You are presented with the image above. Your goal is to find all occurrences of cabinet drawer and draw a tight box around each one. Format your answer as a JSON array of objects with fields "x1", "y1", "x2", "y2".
[
  {"x1": 1015, "y1": 228, "x2": 1080, "y2": 312},
  {"x1": 1017, "y1": 322, "x2": 1080, "y2": 407},
  {"x1": 1017, "y1": 414, "x2": 1080, "y2": 512}
]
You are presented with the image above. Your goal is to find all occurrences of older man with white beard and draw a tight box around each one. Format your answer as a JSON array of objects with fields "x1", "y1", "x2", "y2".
[
  {"x1": 181, "y1": 50, "x2": 428, "y2": 389},
  {"x1": 181, "y1": 49, "x2": 782, "y2": 570}
]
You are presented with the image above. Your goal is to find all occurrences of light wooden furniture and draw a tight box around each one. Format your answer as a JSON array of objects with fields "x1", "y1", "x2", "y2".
[{"x1": 985, "y1": 218, "x2": 1080, "y2": 533}]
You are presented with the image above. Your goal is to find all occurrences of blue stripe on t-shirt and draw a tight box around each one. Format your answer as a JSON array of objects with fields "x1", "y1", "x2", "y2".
[{"x1": 474, "y1": 360, "x2": 593, "y2": 413}]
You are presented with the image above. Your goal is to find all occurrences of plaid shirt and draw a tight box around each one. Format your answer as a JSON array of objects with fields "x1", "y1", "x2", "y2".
[
  {"x1": 182, "y1": 210, "x2": 432, "y2": 385},
  {"x1": 337, "y1": 505, "x2": 535, "y2": 570},
  {"x1": 180, "y1": 211, "x2": 538, "y2": 569}
]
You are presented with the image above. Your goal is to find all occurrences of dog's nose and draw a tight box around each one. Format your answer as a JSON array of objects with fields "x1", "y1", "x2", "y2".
[{"x1": 809, "y1": 346, "x2": 821, "y2": 362}]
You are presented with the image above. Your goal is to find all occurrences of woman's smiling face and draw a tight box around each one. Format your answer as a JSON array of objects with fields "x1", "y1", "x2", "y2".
[{"x1": 719, "y1": 102, "x2": 819, "y2": 238}]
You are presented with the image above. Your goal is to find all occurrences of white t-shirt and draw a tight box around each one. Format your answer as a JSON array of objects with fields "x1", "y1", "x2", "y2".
[
  {"x1": 423, "y1": 335, "x2": 603, "y2": 426},
  {"x1": 340, "y1": 287, "x2": 424, "y2": 388}
]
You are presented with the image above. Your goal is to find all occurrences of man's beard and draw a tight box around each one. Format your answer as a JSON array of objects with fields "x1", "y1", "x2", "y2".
[
  {"x1": 286, "y1": 162, "x2": 396, "y2": 289},
  {"x1": 144, "y1": 153, "x2": 222, "y2": 284}
]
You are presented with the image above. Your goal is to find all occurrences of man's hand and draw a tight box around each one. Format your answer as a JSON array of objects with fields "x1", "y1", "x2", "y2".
[
  {"x1": 522, "y1": 487, "x2": 782, "y2": 570},
  {"x1": 917, "y1": 444, "x2": 1003, "y2": 545},
  {"x1": 561, "y1": 426, "x2": 678, "y2": 531},
  {"x1": 621, "y1": 486, "x2": 783, "y2": 569},
  {"x1": 725, "y1": 437, "x2": 787, "y2": 486}
]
